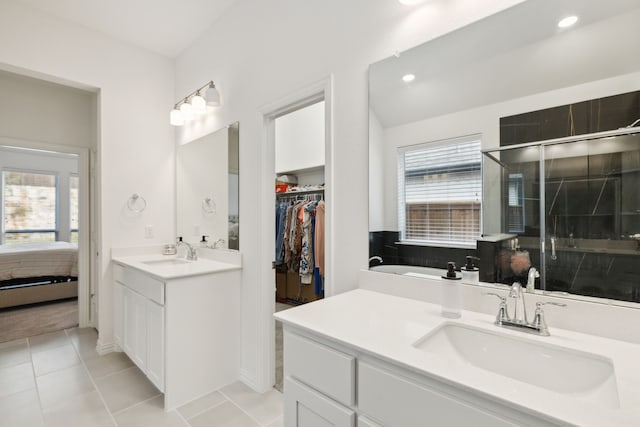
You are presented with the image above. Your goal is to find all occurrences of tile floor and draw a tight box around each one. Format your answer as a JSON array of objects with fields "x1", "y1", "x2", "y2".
[{"x1": 0, "y1": 327, "x2": 283, "y2": 427}]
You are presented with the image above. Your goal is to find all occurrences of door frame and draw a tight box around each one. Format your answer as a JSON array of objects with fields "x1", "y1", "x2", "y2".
[
  {"x1": 0, "y1": 136, "x2": 94, "y2": 327},
  {"x1": 256, "y1": 75, "x2": 333, "y2": 392}
]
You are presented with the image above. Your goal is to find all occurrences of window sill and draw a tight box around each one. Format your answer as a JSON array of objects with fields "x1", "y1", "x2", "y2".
[{"x1": 396, "y1": 240, "x2": 476, "y2": 250}]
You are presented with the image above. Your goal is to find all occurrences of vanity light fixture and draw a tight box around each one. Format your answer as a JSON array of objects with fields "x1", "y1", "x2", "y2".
[
  {"x1": 170, "y1": 81, "x2": 221, "y2": 126},
  {"x1": 558, "y1": 15, "x2": 578, "y2": 28},
  {"x1": 402, "y1": 73, "x2": 416, "y2": 83}
]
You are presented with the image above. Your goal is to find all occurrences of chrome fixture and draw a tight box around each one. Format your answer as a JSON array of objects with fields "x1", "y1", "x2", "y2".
[
  {"x1": 484, "y1": 287, "x2": 566, "y2": 336},
  {"x1": 170, "y1": 81, "x2": 221, "y2": 126},
  {"x1": 176, "y1": 237, "x2": 198, "y2": 261},
  {"x1": 126, "y1": 193, "x2": 147, "y2": 213},
  {"x1": 368, "y1": 256, "x2": 383, "y2": 264},
  {"x1": 213, "y1": 238, "x2": 226, "y2": 249},
  {"x1": 550, "y1": 236, "x2": 557, "y2": 260},
  {"x1": 526, "y1": 267, "x2": 539, "y2": 293}
]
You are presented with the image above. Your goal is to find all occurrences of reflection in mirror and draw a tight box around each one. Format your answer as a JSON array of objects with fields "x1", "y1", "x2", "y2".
[
  {"x1": 368, "y1": 0, "x2": 640, "y2": 304},
  {"x1": 177, "y1": 122, "x2": 239, "y2": 250}
]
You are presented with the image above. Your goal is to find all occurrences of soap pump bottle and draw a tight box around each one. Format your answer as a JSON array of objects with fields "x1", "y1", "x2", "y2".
[
  {"x1": 462, "y1": 256, "x2": 480, "y2": 286},
  {"x1": 441, "y1": 262, "x2": 462, "y2": 319}
]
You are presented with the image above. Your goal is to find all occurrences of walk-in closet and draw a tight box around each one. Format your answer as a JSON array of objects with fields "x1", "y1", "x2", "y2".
[{"x1": 273, "y1": 99, "x2": 326, "y2": 391}]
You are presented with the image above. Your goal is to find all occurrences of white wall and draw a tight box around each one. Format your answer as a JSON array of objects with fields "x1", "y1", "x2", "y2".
[
  {"x1": 0, "y1": 1, "x2": 175, "y2": 346},
  {"x1": 275, "y1": 101, "x2": 325, "y2": 174},
  {"x1": 175, "y1": 0, "x2": 525, "y2": 390},
  {"x1": 0, "y1": 69, "x2": 95, "y2": 148}
]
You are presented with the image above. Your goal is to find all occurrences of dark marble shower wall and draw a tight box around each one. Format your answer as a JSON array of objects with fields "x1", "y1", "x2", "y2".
[
  {"x1": 500, "y1": 91, "x2": 640, "y2": 146},
  {"x1": 496, "y1": 90, "x2": 640, "y2": 303}
]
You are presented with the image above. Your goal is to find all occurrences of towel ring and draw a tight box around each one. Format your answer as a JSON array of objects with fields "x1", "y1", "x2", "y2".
[
  {"x1": 127, "y1": 193, "x2": 147, "y2": 213},
  {"x1": 202, "y1": 197, "x2": 216, "y2": 214}
]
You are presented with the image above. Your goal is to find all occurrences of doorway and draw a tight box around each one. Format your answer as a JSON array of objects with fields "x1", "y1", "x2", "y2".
[
  {"x1": 258, "y1": 76, "x2": 333, "y2": 393},
  {"x1": 0, "y1": 143, "x2": 92, "y2": 342}
]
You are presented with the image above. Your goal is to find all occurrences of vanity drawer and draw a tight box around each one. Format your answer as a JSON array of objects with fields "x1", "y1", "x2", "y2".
[
  {"x1": 284, "y1": 331, "x2": 355, "y2": 407},
  {"x1": 113, "y1": 264, "x2": 165, "y2": 305},
  {"x1": 358, "y1": 362, "x2": 518, "y2": 427}
]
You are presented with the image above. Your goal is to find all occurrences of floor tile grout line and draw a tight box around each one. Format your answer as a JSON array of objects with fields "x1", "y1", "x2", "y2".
[
  {"x1": 218, "y1": 389, "x2": 271, "y2": 427},
  {"x1": 173, "y1": 405, "x2": 193, "y2": 427},
  {"x1": 66, "y1": 328, "x2": 119, "y2": 427},
  {"x1": 26, "y1": 336, "x2": 46, "y2": 425},
  {"x1": 88, "y1": 362, "x2": 138, "y2": 382},
  {"x1": 180, "y1": 396, "x2": 230, "y2": 422},
  {"x1": 110, "y1": 392, "x2": 163, "y2": 417}
]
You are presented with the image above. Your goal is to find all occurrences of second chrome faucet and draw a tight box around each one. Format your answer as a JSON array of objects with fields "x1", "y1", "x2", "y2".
[{"x1": 485, "y1": 276, "x2": 566, "y2": 336}]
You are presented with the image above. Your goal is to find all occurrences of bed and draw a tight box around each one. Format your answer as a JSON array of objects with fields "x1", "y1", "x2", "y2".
[{"x1": 0, "y1": 242, "x2": 78, "y2": 309}]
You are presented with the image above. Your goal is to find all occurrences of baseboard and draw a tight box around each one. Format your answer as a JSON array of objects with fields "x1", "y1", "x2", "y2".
[
  {"x1": 96, "y1": 339, "x2": 120, "y2": 355},
  {"x1": 240, "y1": 368, "x2": 271, "y2": 393}
]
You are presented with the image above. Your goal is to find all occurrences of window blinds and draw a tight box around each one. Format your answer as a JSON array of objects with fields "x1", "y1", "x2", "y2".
[{"x1": 398, "y1": 137, "x2": 482, "y2": 247}]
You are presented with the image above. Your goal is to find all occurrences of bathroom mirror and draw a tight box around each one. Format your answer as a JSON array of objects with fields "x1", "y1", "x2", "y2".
[
  {"x1": 177, "y1": 122, "x2": 239, "y2": 250},
  {"x1": 368, "y1": 0, "x2": 640, "y2": 301}
]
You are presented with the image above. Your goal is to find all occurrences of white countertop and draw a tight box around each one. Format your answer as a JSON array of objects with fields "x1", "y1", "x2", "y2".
[
  {"x1": 112, "y1": 253, "x2": 241, "y2": 280},
  {"x1": 274, "y1": 289, "x2": 640, "y2": 426}
]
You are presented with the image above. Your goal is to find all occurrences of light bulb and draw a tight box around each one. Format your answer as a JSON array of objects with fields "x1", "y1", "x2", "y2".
[
  {"x1": 206, "y1": 85, "x2": 221, "y2": 107},
  {"x1": 558, "y1": 15, "x2": 578, "y2": 28},
  {"x1": 170, "y1": 108, "x2": 184, "y2": 126},
  {"x1": 191, "y1": 94, "x2": 206, "y2": 115},
  {"x1": 179, "y1": 102, "x2": 193, "y2": 121},
  {"x1": 402, "y1": 74, "x2": 416, "y2": 83}
]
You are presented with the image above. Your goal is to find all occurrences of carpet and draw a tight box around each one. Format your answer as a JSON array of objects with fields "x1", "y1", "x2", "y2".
[{"x1": 0, "y1": 298, "x2": 78, "y2": 343}]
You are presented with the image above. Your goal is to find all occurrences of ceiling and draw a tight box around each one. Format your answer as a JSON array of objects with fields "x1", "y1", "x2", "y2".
[
  {"x1": 369, "y1": 0, "x2": 640, "y2": 128},
  {"x1": 12, "y1": 0, "x2": 239, "y2": 57}
]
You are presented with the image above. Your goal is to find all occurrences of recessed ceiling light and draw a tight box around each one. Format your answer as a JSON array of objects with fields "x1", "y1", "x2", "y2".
[
  {"x1": 402, "y1": 74, "x2": 416, "y2": 83},
  {"x1": 558, "y1": 15, "x2": 578, "y2": 28}
]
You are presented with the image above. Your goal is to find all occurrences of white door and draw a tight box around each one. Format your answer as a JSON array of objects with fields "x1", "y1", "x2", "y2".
[
  {"x1": 284, "y1": 378, "x2": 354, "y2": 427},
  {"x1": 146, "y1": 300, "x2": 165, "y2": 391},
  {"x1": 113, "y1": 282, "x2": 123, "y2": 347},
  {"x1": 123, "y1": 287, "x2": 147, "y2": 371}
]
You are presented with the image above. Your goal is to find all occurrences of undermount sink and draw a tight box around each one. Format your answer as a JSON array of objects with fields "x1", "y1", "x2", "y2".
[
  {"x1": 413, "y1": 323, "x2": 619, "y2": 408},
  {"x1": 142, "y1": 258, "x2": 191, "y2": 266}
]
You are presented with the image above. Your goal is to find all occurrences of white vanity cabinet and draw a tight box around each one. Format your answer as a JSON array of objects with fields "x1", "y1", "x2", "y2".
[
  {"x1": 282, "y1": 328, "x2": 546, "y2": 427},
  {"x1": 112, "y1": 260, "x2": 241, "y2": 410},
  {"x1": 114, "y1": 264, "x2": 165, "y2": 390}
]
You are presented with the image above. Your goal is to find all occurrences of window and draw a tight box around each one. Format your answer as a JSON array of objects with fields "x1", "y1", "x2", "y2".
[
  {"x1": 2, "y1": 170, "x2": 57, "y2": 244},
  {"x1": 398, "y1": 136, "x2": 482, "y2": 248},
  {"x1": 507, "y1": 173, "x2": 525, "y2": 233},
  {"x1": 70, "y1": 174, "x2": 79, "y2": 244}
]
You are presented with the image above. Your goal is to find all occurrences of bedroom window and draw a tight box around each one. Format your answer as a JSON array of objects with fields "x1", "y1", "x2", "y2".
[
  {"x1": 70, "y1": 174, "x2": 79, "y2": 244},
  {"x1": 2, "y1": 170, "x2": 57, "y2": 245},
  {"x1": 398, "y1": 135, "x2": 482, "y2": 248}
]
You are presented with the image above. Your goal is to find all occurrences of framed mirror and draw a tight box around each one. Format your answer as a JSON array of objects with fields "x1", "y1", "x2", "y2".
[
  {"x1": 368, "y1": 0, "x2": 640, "y2": 303},
  {"x1": 177, "y1": 122, "x2": 239, "y2": 250}
]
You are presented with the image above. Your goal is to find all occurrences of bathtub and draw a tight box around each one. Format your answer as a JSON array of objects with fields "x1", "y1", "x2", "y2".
[{"x1": 370, "y1": 265, "x2": 445, "y2": 280}]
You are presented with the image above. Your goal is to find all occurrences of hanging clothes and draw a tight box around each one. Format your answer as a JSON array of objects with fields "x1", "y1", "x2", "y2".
[
  {"x1": 275, "y1": 202, "x2": 288, "y2": 265},
  {"x1": 314, "y1": 200, "x2": 325, "y2": 277},
  {"x1": 299, "y1": 202, "x2": 316, "y2": 284}
]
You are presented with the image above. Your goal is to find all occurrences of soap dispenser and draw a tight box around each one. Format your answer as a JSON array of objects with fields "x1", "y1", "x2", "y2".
[
  {"x1": 462, "y1": 256, "x2": 480, "y2": 286},
  {"x1": 441, "y1": 262, "x2": 462, "y2": 319}
]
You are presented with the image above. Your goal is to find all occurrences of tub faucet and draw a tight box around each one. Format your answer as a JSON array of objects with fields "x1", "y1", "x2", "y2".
[
  {"x1": 526, "y1": 267, "x2": 539, "y2": 293},
  {"x1": 176, "y1": 237, "x2": 198, "y2": 261},
  {"x1": 368, "y1": 256, "x2": 383, "y2": 264}
]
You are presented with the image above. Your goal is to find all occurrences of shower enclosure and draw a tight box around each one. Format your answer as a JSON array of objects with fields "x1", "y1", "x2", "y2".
[{"x1": 482, "y1": 127, "x2": 640, "y2": 303}]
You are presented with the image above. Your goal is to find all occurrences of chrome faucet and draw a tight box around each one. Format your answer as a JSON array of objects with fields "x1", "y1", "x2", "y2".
[
  {"x1": 213, "y1": 238, "x2": 226, "y2": 249},
  {"x1": 368, "y1": 256, "x2": 383, "y2": 264},
  {"x1": 484, "y1": 288, "x2": 566, "y2": 336},
  {"x1": 176, "y1": 237, "x2": 197, "y2": 261},
  {"x1": 526, "y1": 267, "x2": 539, "y2": 293}
]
